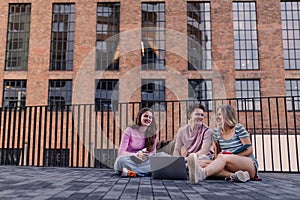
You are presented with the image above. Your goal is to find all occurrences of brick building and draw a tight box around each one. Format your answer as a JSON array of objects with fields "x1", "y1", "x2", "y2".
[
  {"x1": 0, "y1": 0, "x2": 300, "y2": 168},
  {"x1": 0, "y1": 0, "x2": 299, "y2": 110}
]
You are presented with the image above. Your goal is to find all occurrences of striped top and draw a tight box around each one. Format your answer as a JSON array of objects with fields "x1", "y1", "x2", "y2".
[{"x1": 212, "y1": 123, "x2": 249, "y2": 152}]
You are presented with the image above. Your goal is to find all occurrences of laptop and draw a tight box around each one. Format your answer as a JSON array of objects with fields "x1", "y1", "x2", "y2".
[{"x1": 149, "y1": 156, "x2": 188, "y2": 180}]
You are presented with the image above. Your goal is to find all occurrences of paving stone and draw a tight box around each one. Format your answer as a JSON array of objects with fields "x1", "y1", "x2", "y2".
[{"x1": 0, "y1": 166, "x2": 300, "y2": 200}]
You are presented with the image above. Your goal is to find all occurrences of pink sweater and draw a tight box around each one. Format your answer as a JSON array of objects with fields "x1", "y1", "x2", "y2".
[{"x1": 118, "y1": 127, "x2": 157, "y2": 156}]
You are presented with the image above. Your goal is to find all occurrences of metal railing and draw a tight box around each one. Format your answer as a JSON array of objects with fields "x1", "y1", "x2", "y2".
[{"x1": 0, "y1": 96, "x2": 299, "y2": 173}]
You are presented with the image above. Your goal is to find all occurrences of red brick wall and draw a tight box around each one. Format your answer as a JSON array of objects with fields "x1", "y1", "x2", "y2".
[{"x1": 0, "y1": 0, "x2": 289, "y2": 106}]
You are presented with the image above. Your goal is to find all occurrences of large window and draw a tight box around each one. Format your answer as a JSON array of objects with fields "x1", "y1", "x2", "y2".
[
  {"x1": 48, "y1": 80, "x2": 72, "y2": 110},
  {"x1": 187, "y1": 2, "x2": 211, "y2": 70},
  {"x1": 141, "y1": 79, "x2": 165, "y2": 110},
  {"x1": 233, "y1": 2, "x2": 259, "y2": 70},
  {"x1": 141, "y1": 2, "x2": 166, "y2": 70},
  {"x1": 5, "y1": 4, "x2": 31, "y2": 71},
  {"x1": 236, "y1": 79, "x2": 261, "y2": 111},
  {"x1": 96, "y1": 3, "x2": 120, "y2": 70},
  {"x1": 188, "y1": 79, "x2": 212, "y2": 110},
  {"x1": 95, "y1": 79, "x2": 119, "y2": 111},
  {"x1": 281, "y1": 1, "x2": 300, "y2": 70},
  {"x1": 50, "y1": 4, "x2": 75, "y2": 70},
  {"x1": 2, "y1": 80, "x2": 26, "y2": 109},
  {"x1": 286, "y1": 79, "x2": 300, "y2": 111}
]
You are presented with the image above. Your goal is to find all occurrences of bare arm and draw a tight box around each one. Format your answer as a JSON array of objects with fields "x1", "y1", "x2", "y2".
[
  {"x1": 173, "y1": 129, "x2": 183, "y2": 156},
  {"x1": 237, "y1": 137, "x2": 253, "y2": 156},
  {"x1": 195, "y1": 129, "x2": 213, "y2": 157}
]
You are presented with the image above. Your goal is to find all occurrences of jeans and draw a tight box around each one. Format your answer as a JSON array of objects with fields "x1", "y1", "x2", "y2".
[{"x1": 114, "y1": 152, "x2": 169, "y2": 177}]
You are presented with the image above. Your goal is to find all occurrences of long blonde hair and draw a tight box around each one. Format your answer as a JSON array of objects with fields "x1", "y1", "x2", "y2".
[{"x1": 217, "y1": 104, "x2": 237, "y2": 130}]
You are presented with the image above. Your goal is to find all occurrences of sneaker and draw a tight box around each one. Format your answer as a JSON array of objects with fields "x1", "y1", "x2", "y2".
[
  {"x1": 230, "y1": 170, "x2": 250, "y2": 182},
  {"x1": 121, "y1": 167, "x2": 137, "y2": 177},
  {"x1": 187, "y1": 153, "x2": 206, "y2": 184}
]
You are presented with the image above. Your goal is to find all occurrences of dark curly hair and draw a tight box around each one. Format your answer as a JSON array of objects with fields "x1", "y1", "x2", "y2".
[
  {"x1": 187, "y1": 103, "x2": 205, "y2": 119},
  {"x1": 130, "y1": 107, "x2": 157, "y2": 151}
]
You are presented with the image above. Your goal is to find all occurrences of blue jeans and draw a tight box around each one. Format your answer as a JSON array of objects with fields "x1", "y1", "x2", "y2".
[{"x1": 114, "y1": 152, "x2": 169, "y2": 177}]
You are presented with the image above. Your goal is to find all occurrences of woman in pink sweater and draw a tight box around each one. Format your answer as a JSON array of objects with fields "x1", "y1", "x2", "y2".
[{"x1": 114, "y1": 107, "x2": 158, "y2": 177}]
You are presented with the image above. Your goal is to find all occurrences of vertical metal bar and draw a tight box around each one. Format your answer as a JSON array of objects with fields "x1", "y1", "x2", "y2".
[
  {"x1": 251, "y1": 98, "x2": 257, "y2": 160},
  {"x1": 260, "y1": 97, "x2": 266, "y2": 171},
  {"x1": 17, "y1": 106, "x2": 22, "y2": 165},
  {"x1": 107, "y1": 108, "x2": 110, "y2": 152},
  {"x1": 11, "y1": 108, "x2": 17, "y2": 165},
  {"x1": 178, "y1": 102, "x2": 181, "y2": 129},
  {"x1": 94, "y1": 106, "x2": 98, "y2": 168},
  {"x1": 112, "y1": 108, "x2": 117, "y2": 166},
  {"x1": 283, "y1": 97, "x2": 291, "y2": 172},
  {"x1": 267, "y1": 97, "x2": 274, "y2": 171},
  {"x1": 125, "y1": 103, "x2": 128, "y2": 128},
  {"x1": 244, "y1": 98, "x2": 248, "y2": 130},
  {"x1": 60, "y1": 107, "x2": 64, "y2": 167},
  {"x1": 26, "y1": 107, "x2": 32, "y2": 166},
  {"x1": 292, "y1": 97, "x2": 299, "y2": 172},
  {"x1": 32, "y1": 106, "x2": 37, "y2": 166},
  {"x1": 165, "y1": 102, "x2": 168, "y2": 140},
  {"x1": 71, "y1": 105, "x2": 75, "y2": 167},
  {"x1": 100, "y1": 107, "x2": 104, "y2": 167},
  {"x1": 0, "y1": 109, "x2": 2, "y2": 164},
  {"x1": 76, "y1": 105, "x2": 80, "y2": 167},
  {"x1": 276, "y1": 97, "x2": 283, "y2": 171},
  {"x1": 37, "y1": 106, "x2": 43, "y2": 166},
  {"x1": 171, "y1": 101, "x2": 175, "y2": 139},
  {"x1": 65, "y1": 106, "x2": 69, "y2": 167},
  {"x1": 1, "y1": 109, "x2": 7, "y2": 165},
  {"x1": 54, "y1": 109, "x2": 58, "y2": 166},
  {"x1": 119, "y1": 103, "x2": 122, "y2": 144},
  {"x1": 21, "y1": 107, "x2": 27, "y2": 166},
  {"x1": 207, "y1": 100, "x2": 210, "y2": 126},
  {"x1": 5, "y1": 108, "x2": 12, "y2": 165},
  {"x1": 48, "y1": 107, "x2": 53, "y2": 166},
  {"x1": 88, "y1": 105, "x2": 92, "y2": 168},
  {"x1": 82, "y1": 105, "x2": 86, "y2": 167},
  {"x1": 43, "y1": 106, "x2": 48, "y2": 167}
]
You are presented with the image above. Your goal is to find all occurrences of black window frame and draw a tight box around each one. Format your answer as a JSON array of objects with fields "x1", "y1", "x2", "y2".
[
  {"x1": 95, "y1": 79, "x2": 119, "y2": 111},
  {"x1": 281, "y1": 1, "x2": 300, "y2": 70},
  {"x1": 141, "y1": 2, "x2": 166, "y2": 70},
  {"x1": 5, "y1": 3, "x2": 31, "y2": 71},
  {"x1": 141, "y1": 79, "x2": 166, "y2": 111},
  {"x1": 187, "y1": 2, "x2": 212, "y2": 70},
  {"x1": 2, "y1": 80, "x2": 27, "y2": 109},
  {"x1": 96, "y1": 2, "x2": 120, "y2": 71},
  {"x1": 50, "y1": 3, "x2": 75, "y2": 71},
  {"x1": 48, "y1": 79, "x2": 72, "y2": 111},
  {"x1": 233, "y1": 2, "x2": 259, "y2": 70},
  {"x1": 188, "y1": 79, "x2": 213, "y2": 111},
  {"x1": 286, "y1": 79, "x2": 300, "y2": 111},
  {"x1": 236, "y1": 79, "x2": 261, "y2": 111}
]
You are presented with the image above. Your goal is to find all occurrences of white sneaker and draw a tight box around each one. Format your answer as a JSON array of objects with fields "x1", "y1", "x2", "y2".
[
  {"x1": 187, "y1": 153, "x2": 206, "y2": 184},
  {"x1": 230, "y1": 170, "x2": 250, "y2": 182}
]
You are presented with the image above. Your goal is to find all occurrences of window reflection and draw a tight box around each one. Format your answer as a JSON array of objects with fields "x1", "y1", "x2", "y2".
[
  {"x1": 233, "y1": 2, "x2": 259, "y2": 70},
  {"x1": 50, "y1": 4, "x2": 75, "y2": 71},
  {"x1": 96, "y1": 3, "x2": 120, "y2": 71},
  {"x1": 141, "y1": 2, "x2": 166, "y2": 70},
  {"x1": 281, "y1": 1, "x2": 300, "y2": 69},
  {"x1": 187, "y1": 2, "x2": 211, "y2": 70},
  {"x1": 5, "y1": 4, "x2": 31, "y2": 71}
]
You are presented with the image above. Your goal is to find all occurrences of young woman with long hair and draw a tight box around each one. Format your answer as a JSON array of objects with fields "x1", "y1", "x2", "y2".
[{"x1": 114, "y1": 107, "x2": 157, "y2": 177}]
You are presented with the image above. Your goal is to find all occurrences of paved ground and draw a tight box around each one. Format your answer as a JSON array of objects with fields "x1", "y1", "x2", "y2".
[{"x1": 0, "y1": 166, "x2": 299, "y2": 200}]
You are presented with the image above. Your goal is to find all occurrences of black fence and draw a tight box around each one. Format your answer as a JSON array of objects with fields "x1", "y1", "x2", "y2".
[{"x1": 0, "y1": 96, "x2": 299, "y2": 173}]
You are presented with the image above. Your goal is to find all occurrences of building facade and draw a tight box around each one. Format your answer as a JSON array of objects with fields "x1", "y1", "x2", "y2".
[
  {"x1": 0, "y1": 0, "x2": 298, "y2": 111},
  {"x1": 0, "y1": 0, "x2": 300, "y2": 169}
]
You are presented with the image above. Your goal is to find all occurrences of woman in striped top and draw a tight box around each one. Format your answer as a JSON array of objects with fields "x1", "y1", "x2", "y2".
[{"x1": 187, "y1": 104, "x2": 259, "y2": 184}]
